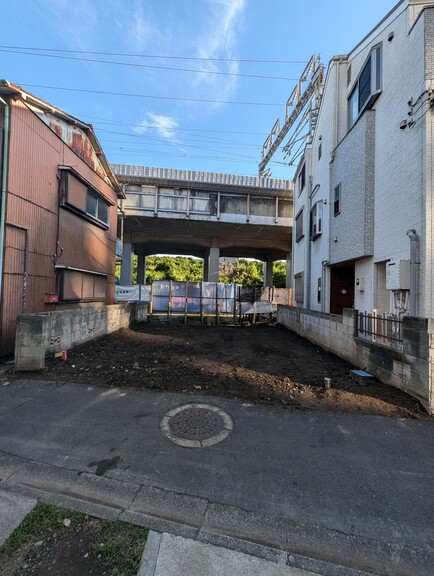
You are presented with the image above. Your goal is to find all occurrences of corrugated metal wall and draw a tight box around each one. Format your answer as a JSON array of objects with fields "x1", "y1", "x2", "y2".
[
  {"x1": 0, "y1": 101, "x2": 118, "y2": 356},
  {"x1": 1, "y1": 225, "x2": 26, "y2": 354},
  {"x1": 58, "y1": 209, "x2": 116, "y2": 275}
]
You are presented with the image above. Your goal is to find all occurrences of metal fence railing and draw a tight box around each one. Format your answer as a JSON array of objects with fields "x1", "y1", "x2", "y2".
[{"x1": 357, "y1": 311, "x2": 403, "y2": 348}]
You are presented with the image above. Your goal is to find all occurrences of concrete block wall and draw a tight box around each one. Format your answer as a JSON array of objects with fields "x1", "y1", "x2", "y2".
[
  {"x1": 15, "y1": 303, "x2": 148, "y2": 371},
  {"x1": 277, "y1": 305, "x2": 433, "y2": 414}
]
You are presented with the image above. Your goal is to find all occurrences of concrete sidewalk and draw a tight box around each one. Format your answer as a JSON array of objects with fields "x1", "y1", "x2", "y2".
[
  {"x1": 0, "y1": 489, "x2": 36, "y2": 546},
  {"x1": 0, "y1": 495, "x2": 320, "y2": 576},
  {"x1": 0, "y1": 378, "x2": 433, "y2": 575},
  {"x1": 139, "y1": 532, "x2": 319, "y2": 576}
]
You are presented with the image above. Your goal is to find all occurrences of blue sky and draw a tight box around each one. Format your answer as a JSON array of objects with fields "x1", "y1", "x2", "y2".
[{"x1": 1, "y1": 0, "x2": 398, "y2": 179}]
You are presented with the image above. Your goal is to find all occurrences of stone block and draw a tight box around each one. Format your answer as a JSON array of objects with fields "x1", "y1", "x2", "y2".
[
  {"x1": 71, "y1": 473, "x2": 140, "y2": 510},
  {"x1": 351, "y1": 369, "x2": 374, "y2": 385},
  {"x1": 0, "y1": 452, "x2": 28, "y2": 482},
  {"x1": 131, "y1": 485, "x2": 208, "y2": 528},
  {"x1": 15, "y1": 352, "x2": 45, "y2": 371},
  {"x1": 403, "y1": 316, "x2": 428, "y2": 332},
  {"x1": 7, "y1": 462, "x2": 78, "y2": 494}
]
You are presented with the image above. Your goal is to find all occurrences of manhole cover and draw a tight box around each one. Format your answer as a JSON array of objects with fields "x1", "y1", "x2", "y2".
[
  {"x1": 170, "y1": 407, "x2": 224, "y2": 440},
  {"x1": 160, "y1": 403, "x2": 233, "y2": 448}
]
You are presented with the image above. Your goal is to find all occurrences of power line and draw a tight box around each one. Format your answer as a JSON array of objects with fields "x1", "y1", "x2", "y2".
[
  {"x1": 97, "y1": 129, "x2": 257, "y2": 153},
  {"x1": 0, "y1": 44, "x2": 307, "y2": 65},
  {"x1": 94, "y1": 125, "x2": 262, "y2": 157},
  {"x1": 99, "y1": 135, "x2": 259, "y2": 158},
  {"x1": 73, "y1": 112, "x2": 267, "y2": 136},
  {"x1": 19, "y1": 83, "x2": 283, "y2": 107},
  {"x1": 105, "y1": 146, "x2": 289, "y2": 167},
  {"x1": 1, "y1": 49, "x2": 300, "y2": 81},
  {"x1": 106, "y1": 145, "x2": 256, "y2": 161},
  {"x1": 94, "y1": 126, "x2": 262, "y2": 149},
  {"x1": 98, "y1": 134, "x2": 260, "y2": 150}
]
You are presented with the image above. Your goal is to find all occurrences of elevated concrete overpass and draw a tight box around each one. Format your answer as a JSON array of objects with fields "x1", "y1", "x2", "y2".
[{"x1": 113, "y1": 165, "x2": 293, "y2": 286}]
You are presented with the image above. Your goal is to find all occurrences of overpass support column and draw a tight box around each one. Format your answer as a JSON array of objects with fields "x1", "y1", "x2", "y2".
[
  {"x1": 207, "y1": 247, "x2": 220, "y2": 283},
  {"x1": 263, "y1": 259, "x2": 274, "y2": 287},
  {"x1": 120, "y1": 243, "x2": 134, "y2": 285},
  {"x1": 286, "y1": 253, "x2": 293, "y2": 288},
  {"x1": 137, "y1": 253, "x2": 146, "y2": 285},
  {"x1": 203, "y1": 254, "x2": 209, "y2": 282}
]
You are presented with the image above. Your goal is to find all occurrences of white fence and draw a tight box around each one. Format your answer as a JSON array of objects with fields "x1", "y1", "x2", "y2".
[
  {"x1": 115, "y1": 284, "x2": 151, "y2": 302},
  {"x1": 151, "y1": 281, "x2": 237, "y2": 316}
]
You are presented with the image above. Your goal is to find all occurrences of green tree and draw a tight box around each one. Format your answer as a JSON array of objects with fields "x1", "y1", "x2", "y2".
[
  {"x1": 145, "y1": 256, "x2": 203, "y2": 283},
  {"x1": 116, "y1": 256, "x2": 287, "y2": 287},
  {"x1": 273, "y1": 261, "x2": 287, "y2": 288},
  {"x1": 219, "y1": 259, "x2": 263, "y2": 287}
]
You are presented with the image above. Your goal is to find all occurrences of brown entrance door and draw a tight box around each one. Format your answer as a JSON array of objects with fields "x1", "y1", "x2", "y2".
[{"x1": 330, "y1": 265, "x2": 354, "y2": 315}]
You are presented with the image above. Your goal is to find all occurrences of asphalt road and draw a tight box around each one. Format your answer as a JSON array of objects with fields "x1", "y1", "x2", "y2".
[{"x1": 0, "y1": 378, "x2": 433, "y2": 575}]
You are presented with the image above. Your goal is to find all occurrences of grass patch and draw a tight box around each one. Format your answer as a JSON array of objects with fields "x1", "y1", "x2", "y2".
[
  {"x1": 91, "y1": 518, "x2": 150, "y2": 574},
  {"x1": 0, "y1": 502, "x2": 85, "y2": 557},
  {"x1": 0, "y1": 501, "x2": 148, "y2": 576}
]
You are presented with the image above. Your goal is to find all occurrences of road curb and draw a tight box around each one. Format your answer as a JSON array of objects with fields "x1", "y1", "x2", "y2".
[{"x1": 0, "y1": 477, "x2": 418, "y2": 576}]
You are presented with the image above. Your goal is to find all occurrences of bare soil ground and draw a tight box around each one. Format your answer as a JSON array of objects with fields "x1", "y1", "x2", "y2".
[{"x1": 13, "y1": 322, "x2": 429, "y2": 419}]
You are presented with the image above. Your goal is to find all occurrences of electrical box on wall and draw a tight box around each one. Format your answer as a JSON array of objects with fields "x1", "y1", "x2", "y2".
[
  {"x1": 43, "y1": 293, "x2": 59, "y2": 304},
  {"x1": 386, "y1": 259, "x2": 410, "y2": 290},
  {"x1": 356, "y1": 277, "x2": 365, "y2": 291}
]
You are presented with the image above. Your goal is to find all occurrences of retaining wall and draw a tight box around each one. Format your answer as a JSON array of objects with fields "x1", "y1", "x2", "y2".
[
  {"x1": 277, "y1": 306, "x2": 433, "y2": 415},
  {"x1": 15, "y1": 303, "x2": 148, "y2": 371}
]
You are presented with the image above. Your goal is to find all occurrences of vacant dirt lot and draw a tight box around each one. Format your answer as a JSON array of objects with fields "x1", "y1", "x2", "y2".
[{"x1": 13, "y1": 322, "x2": 428, "y2": 419}]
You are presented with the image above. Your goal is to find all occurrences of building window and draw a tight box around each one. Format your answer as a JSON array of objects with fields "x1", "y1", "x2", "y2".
[
  {"x1": 348, "y1": 45, "x2": 382, "y2": 128},
  {"x1": 349, "y1": 85, "x2": 359, "y2": 127},
  {"x1": 317, "y1": 278, "x2": 322, "y2": 303},
  {"x1": 310, "y1": 201, "x2": 322, "y2": 239},
  {"x1": 334, "y1": 184, "x2": 341, "y2": 216},
  {"x1": 347, "y1": 64, "x2": 352, "y2": 86},
  {"x1": 318, "y1": 142, "x2": 322, "y2": 160},
  {"x1": 59, "y1": 167, "x2": 112, "y2": 229},
  {"x1": 294, "y1": 272, "x2": 304, "y2": 303},
  {"x1": 358, "y1": 55, "x2": 372, "y2": 110},
  {"x1": 298, "y1": 163, "x2": 306, "y2": 193},
  {"x1": 86, "y1": 190, "x2": 109, "y2": 225},
  {"x1": 295, "y1": 208, "x2": 304, "y2": 242},
  {"x1": 58, "y1": 268, "x2": 107, "y2": 302}
]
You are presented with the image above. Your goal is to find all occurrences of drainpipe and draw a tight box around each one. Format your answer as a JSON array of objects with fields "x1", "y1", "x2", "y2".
[
  {"x1": 406, "y1": 229, "x2": 419, "y2": 316},
  {"x1": 0, "y1": 96, "x2": 9, "y2": 306},
  {"x1": 321, "y1": 260, "x2": 328, "y2": 312}
]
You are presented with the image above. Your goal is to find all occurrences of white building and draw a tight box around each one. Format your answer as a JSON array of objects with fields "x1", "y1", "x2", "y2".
[{"x1": 293, "y1": 0, "x2": 434, "y2": 319}]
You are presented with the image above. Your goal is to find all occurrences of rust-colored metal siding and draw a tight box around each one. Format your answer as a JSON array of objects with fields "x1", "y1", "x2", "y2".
[
  {"x1": 0, "y1": 100, "x2": 118, "y2": 355},
  {"x1": 58, "y1": 208, "x2": 116, "y2": 279},
  {"x1": 1, "y1": 225, "x2": 26, "y2": 354}
]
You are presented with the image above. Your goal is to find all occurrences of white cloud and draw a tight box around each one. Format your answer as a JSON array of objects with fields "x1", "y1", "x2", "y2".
[
  {"x1": 192, "y1": 0, "x2": 246, "y2": 102},
  {"x1": 127, "y1": 13, "x2": 152, "y2": 50},
  {"x1": 135, "y1": 112, "x2": 179, "y2": 141},
  {"x1": 123, "y1": 0, "x2": 169, "y2": 52}
]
